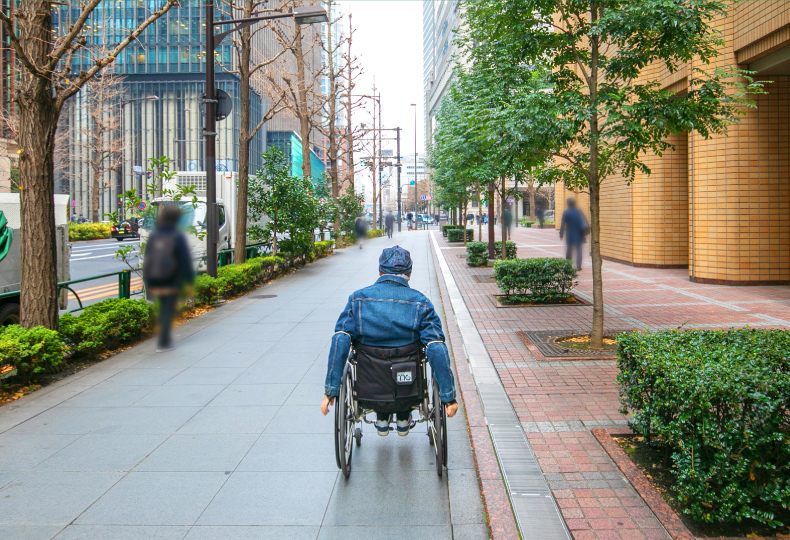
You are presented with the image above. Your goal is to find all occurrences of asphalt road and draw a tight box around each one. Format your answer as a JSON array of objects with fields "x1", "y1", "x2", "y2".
[{"x1": 65, "y1": 239, "x2": 142, "y2": 312}]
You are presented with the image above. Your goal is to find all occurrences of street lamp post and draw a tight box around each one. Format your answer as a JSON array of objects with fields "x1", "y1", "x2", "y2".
[
  {"x1": 204, "y1": 2, "x2": 328, "y2": 277},
  {"x1": 119, "y1": 95, "x2": 158, "y2": 220},
  {"x1": 410, "y1": 104, "x2": 418, "y2": 222}
]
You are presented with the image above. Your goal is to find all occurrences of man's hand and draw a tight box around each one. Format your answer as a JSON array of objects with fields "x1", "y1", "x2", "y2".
[
  {"x1": 445, "y1": 402, "x2": 459, "y2": 418},
  {"x1": 320, "y1": 395, "x2": 335, "y2": 416}
]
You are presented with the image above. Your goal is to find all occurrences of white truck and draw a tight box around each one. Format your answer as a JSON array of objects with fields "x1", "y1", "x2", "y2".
[
  {"x1": 139, "y1": 172, "x2": 268, "y2": 272},
  {"x1": 0, "y1": 193, "x2": 71, "y2": 325}
]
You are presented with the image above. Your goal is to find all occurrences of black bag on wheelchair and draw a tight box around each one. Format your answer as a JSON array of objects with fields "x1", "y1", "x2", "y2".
[{"x1": 352, "y1": 341, "x2": 426, "y2": 413}]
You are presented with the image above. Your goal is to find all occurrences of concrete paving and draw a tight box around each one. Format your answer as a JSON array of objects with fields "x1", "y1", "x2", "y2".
[{"x1": 0, "y1": 231, "x2": 488, "y2": 540}]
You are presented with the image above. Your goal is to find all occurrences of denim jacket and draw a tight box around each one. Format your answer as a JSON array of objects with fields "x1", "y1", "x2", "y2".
[{"x1": 324, "y1": 275, "x2": 456, "y2": 403}]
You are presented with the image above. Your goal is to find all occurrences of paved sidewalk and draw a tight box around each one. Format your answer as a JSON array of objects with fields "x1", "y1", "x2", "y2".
[
  {"x1": 0, "y1": 231, "x2": 487, "y2": 540},
  {"x1": 430, "y1": 225, "x2": 790, "y2": 540}
]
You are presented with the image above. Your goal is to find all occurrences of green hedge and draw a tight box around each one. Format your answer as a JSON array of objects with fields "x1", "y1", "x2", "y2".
[
  {"x1": 617, "y1": 328, "x2": 790, "y2": 527},
  {"x1": 194, "y1": 274, "x2": 225, "y2": 306},
  {"x1": 494, "y1": 241, "x2": 517, "y2": 260},
  {"x1": 466, "y1": 242, "x2": 489, "y2": 266},
  {"x1": 0, "y1": 325, "x2": 63, "y2": 384},
  {"x1": 68, "y1": 223, "x2": 112, "y2": 241},
  {"x1": 447, "y1": 228, "x2": 473, "y2": 242},
  {"x1": 492, "y1": 257, "x2": 576, "y2": 303},
  {"x1": 314, "y1": 240, "x2": 334, "y2": 258},
  {"x1": 196, "y1": 255, "x2": 285, "y2": 305},
  {"x1": 518, "y1": 217, "x2": 534, "y2": 227},
  {"x1": 442, "y1": 224, "x2": 460, "y2": 237},
  {"x1": 367, "y1": 229, "x2": 385, "y2": 239},
  {"x1": 59, "y1": 298, "x2": 154, "y2": 359}
]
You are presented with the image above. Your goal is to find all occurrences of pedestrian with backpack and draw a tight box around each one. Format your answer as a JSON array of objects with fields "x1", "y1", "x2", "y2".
[{"x1": 142, "y1": 205, "x2": 195, "y2": 352}]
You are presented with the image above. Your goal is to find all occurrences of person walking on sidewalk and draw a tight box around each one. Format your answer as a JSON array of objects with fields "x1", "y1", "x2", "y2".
[
  {"x1": 320, "y1": 246, "x2": 458, "y2": 435},
  {"x1": 559, "y1": 197, "x2": 589, "y2": 270},
  {"x1": 536, "y1": 207, "x2": 545, "y2": 229},
  {"x1": 384, "y1": 211, "x2": 395, "y2": 239},
  {"x1": 406, "y1": 211, "x2": 413, "y2": 230},
  {"x1": 142, "y1": 205, "x2": 195, "y2": 352},
  {"x1": 503, "y1": 205, "x2": 513, "y2": 240},
  {"x1": 354, "y1": 214, "x2": 368, "y2": 249}
]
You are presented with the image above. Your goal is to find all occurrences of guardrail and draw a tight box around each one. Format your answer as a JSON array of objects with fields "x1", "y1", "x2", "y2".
[{"x1": 0, "y1": 270, "x2": 139, "y2": 313}]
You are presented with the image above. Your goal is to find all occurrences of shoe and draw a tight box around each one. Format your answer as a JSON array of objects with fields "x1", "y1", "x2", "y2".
[
  {"x1": 375, "y1": 418, "x2": 390, "y2": 436},
  {"x1": 396, "y1": 418, "x2": 410, "y2": 436},
  {"x1": 156, "y1": 343, "x2": 175, "y2": 353}
]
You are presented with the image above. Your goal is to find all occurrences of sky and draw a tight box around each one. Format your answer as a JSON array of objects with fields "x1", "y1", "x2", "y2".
[{"x1": 340, "y1": 1, "x2": 425, "y2": 157}]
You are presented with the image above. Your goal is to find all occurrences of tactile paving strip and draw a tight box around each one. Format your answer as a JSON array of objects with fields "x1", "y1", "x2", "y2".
[{"x1": 431, "y1": 234, "x2": 571, "y2": 540}]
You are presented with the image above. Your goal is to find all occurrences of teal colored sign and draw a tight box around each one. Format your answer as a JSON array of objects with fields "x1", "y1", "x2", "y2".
[{"x1": 0, "y1": 210, "x2": 13, "y2": 263}]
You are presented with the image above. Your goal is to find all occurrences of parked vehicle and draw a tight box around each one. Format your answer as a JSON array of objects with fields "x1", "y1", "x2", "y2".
[
  {"x1": 111, "y1": 221, "x2": 139, "y2": 241},
  {"x1": 543, "y1": 210, "x2": 555, "y2": 222},
  {"x1": 0, "y1": 193, "x2": 71, "y2": 325},
  {"x1": 139, "y1": 172, "x2": 268, "y2": 273}
]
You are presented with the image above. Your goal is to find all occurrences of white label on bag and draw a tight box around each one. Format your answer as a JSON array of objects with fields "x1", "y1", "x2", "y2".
[{"x1": 397, "y1": 372, "x2": 413, "y2": 384}]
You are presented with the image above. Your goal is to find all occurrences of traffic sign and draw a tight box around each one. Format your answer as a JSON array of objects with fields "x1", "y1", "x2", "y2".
[
  {"x1": 70, "y1": 200, "x2": 76, "y2": 207},
  {"x1": 137, "y1": 201, "x2": 147, "y2": 210},
  {"x1": 507, "y1": 199, "x2": 515, "y2": 203},
  {"x1": 410, "y1": 181, "x2": 415, "y2": 185},
  {"x1": 420, "y1": 195, "x2": 433, "y2": 201}
]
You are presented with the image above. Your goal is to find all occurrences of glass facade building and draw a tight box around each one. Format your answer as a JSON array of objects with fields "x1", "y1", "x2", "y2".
[{"x1": 54, "y1": 1, "x2": 267, "y2": 218}]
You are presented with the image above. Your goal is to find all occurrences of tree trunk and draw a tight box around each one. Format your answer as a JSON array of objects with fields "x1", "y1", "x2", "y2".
[
  {"x1": 529, "y1": 185, "x2": 536, "y2": 221},
  {"x1": 19, "y1": 93, "x2": 60, "y2": 329},
  {"x1": 294, "y1": 25, "x2": 312, "y2": 180},
  {"x1": 487, "y1": 182, "x2": 496, "y2": 260},
  {"x1": 500, "y1": 182, "x2": 507, "y2": 260},
  {"x1": 235, "y1": 16, "x2": 253, "y2": 265},
  {"x1": 476, "y1": 180, "x2": 482, "y2": 242},
  {"x1": 90, "y1": 160, "x2": 101, "y2": 223},
  {"x1": 589, "y1": 2, "x2": 604, "y2": 348},
  {"x1": 272, "y1": 220, "x2": 278, "y2": 257}
]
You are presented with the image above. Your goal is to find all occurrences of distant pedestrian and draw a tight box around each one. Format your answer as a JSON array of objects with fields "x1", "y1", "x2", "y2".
[
  {"x1": 355, "y1": 214, "x2": 368, "y2": 248},
  {"x1": 142, "y1": 205, "x2": 195, "y2": 352},
  {"x1": 406, "y1": 211, "x2": 413, "y2": 230},
  {"x1": 434, "y1": 213, "x2": 439, "y2": 226},
  {"x1": 466, "y1": 213, "x2": 474, "y2": 226},
  {"x1": 559, "y1": 197, "x2": 589, "y2": 270},
  {"x1": 536, "y1": 207, "x2": 545, "y2": 229},
  {"x1": 384, "y1": 211, "x2": 395, "y2": 239},
  {"x1": 503, "y1": 205, "x2": 512, "y2": 239},
  {"x1": 482, "y1": 213, "x2": 488, "y2": 225}
]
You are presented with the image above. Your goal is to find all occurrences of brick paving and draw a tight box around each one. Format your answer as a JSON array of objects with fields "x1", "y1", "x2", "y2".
[{"x1": 432, "y1": 225, "x2": 790, "y2": 540}]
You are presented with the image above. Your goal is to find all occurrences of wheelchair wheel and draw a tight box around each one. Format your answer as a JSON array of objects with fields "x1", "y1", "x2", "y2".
[
  {"x1": 334, "y1": 365, "x2": 355, "y2": 477},
  {"x1": 430, "y1": 379, "x2": 447, "y2": 476}
]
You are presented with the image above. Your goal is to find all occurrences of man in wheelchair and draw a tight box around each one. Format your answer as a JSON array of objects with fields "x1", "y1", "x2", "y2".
[{"x1": 320, "y1": 246, "x2": 458, "y2": 436}]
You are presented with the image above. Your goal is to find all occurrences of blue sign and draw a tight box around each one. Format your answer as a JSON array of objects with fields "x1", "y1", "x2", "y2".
[{"x1": 410, "y1": 181, "x2": 415, "y2": 185}]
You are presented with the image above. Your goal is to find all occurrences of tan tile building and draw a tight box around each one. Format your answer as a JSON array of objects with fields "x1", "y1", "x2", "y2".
[{"x1": 556, "y1": 1, "x2": 790, "y2": 285}]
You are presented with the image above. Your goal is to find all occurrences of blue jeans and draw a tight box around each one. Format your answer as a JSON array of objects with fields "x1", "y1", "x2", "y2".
[{"x1": 566, "y1": 243, "x2": 583, "y2": 269}]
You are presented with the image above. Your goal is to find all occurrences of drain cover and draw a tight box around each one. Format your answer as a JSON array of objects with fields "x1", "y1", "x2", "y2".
[{"x1": 250, "y1": 294, "x2": 277, "y2": 299}]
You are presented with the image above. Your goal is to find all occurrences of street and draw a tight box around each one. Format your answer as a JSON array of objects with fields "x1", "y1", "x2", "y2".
[{"x1": 65, "y1": 239, "x2": 142, "y2": 312}]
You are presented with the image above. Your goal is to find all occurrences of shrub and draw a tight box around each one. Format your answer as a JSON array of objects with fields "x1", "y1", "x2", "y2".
[
  {"x1": 466, "y1": 242, "x2": 488, "y2": 266},
  {"x1": 194, "y1": 274, "x2": 225, "y2": 305},
  {"x1": 314, "y1": 240, "x2": 334, "y2": 258},
  {"x1": 617, "y1": 328, "x2": 790, "y2": 527},
  {"x1": 493, "y1": 257, "x2": 576, "y2": 302},
  {"x1": 442, "y1": 224, "x2": 460, "y2": 237},
  {"x1": 447, "y1": 228, "x2": 473, "y2": 242},
  {"x1": 217, "y1": 261, "x2": 259, "y2": 296},
  {"x1": 68, "y1": 223, "x2": 112, "y2": 241},
  {"x1": 60, "y1": 298, "x2": 154, "y2": 359},
  {"x1": 494, "y1": 241, "x2": 518, "y2": 260},
  {"x1": 367, "y1": 229, "x2": 385, "y2": 239},
  {"x1": 0, "y1": 325, "x2": 63, "y2": 383}
]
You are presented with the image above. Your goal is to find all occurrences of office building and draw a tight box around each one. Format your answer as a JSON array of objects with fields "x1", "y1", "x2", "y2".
[
  {"x1": 423, "y1": 0, "x2": 462, "y2": 146},
  {"x1": 556, "y1": 2, "x2": 790, "y2": 284}
]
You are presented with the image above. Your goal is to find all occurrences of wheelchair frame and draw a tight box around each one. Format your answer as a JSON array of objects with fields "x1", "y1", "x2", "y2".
[{"x1": 334, "y1": 346, "x2": 448, "y2": 478}]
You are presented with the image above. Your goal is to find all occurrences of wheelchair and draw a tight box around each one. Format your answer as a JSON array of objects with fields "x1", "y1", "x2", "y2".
[{"x1": 334, "y1": 341, "x2": 448, "y2": 478}]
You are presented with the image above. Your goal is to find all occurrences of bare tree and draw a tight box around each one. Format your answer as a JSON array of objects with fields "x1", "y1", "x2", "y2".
[
  {"x1": 317, "y1": 0, "x2": 344, "y2": 235},
  {"x1": 266, "y1": 0, "x2": 326, "y2": 180},
  {"x1": 340, "y1": 13, "x2": 366, "y2": 192},
  {"x1": 79, "y1": 74, "x2": 124, "y2": 223},
  {"x1": 219, "y1": 0, "x2": 288, "y2": 264},
  {"x1": 0, "y1": 0, "x2": 179, "y2": 329}
]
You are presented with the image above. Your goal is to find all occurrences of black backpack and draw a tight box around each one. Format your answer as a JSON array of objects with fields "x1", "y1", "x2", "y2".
[{"x1": 143, "y1": 231, "x2": 179, "y2": 283}]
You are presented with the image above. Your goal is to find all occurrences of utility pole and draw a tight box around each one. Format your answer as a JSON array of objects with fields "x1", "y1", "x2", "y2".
[
  {"x1": 396, "y1": 127, "x2": 402, "y2": 232},
  {"x1": 205, "y1": 0, "x2": 218, "y2": 277},
  {"x1": 411, "y1": 103, "x2": 418, "y2": 220},
  {"x1": 378, "y1": 89, "x2": 382, "y2": 229}
]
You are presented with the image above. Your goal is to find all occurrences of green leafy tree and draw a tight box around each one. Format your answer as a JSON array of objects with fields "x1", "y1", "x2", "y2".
[
  {"x1": 312, "y1": 173, "x2": 337, "y2": 241},
  {"x1": 463, "y1": 0, "x2": 764, "y2": 347},
  {"x1": 248, "y1": 147, "x2": 316, "y2": 257},
  {"x1": 336, "y1": 187, "x2": 363, "y2": 239}
]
